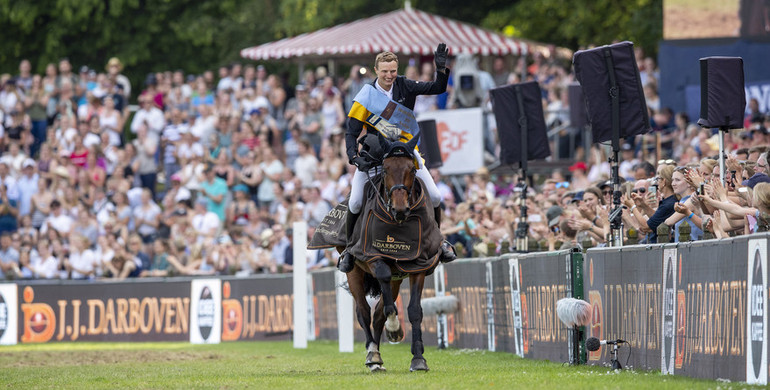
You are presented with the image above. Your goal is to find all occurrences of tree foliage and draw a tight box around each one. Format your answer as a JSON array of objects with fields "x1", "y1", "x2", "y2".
[
  {"x1": 482, "y1": 0, "x2": 662, "y2": 57},
  {"x1": 0, "y1": 0, "x2": 662, "y2": 92},
  {"x1": 0, "y1": 0, "x2": 278, "y2": 91}
]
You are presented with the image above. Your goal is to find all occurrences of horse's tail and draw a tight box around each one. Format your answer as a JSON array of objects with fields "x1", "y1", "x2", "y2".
[{"x1": 363, "y1": 271, "x2": 382, "y2": 298}]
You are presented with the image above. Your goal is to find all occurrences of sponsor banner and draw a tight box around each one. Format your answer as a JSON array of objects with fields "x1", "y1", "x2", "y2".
[
  {"x1": 417, "y1": 108, "x2": 484, "y2": 176},
  {"x1": 312, "y1": 270, "x2": 338, "y2": 341},
  {"x1": 585, "y1": 245, "x2": 663, "y2": 370},
  {"x1": 514, "y1": 251, "x2": 574, "y2": 363},
  {"x1": 662, "y1": 248, "x2": 677, "y2": 375},
  {"x1": 444, "y1": 259, "x2": 489, "y2": 349},
  {"x1": 221, "y1": 276, "x2": 292, "y2": 342},
  {"x1": 747, "y1": 239, "x2": 768, "y2": 385},
  {"x1": 190, "y1": 279, "x2": 221, "y2": 344},
  {"x1": 676, "y1": 238, "x2": 749, "y2": 380},
  {"x1": 508, "y1": 257, "x2": 525, "y2": 358},
  {"x1": 489, "y1": 258, "x2": 514, "y2": 355},
  {"x1": 0, "y1": 284, "x2": 17, "y2": 345},
  {"x1": 17, "y1": 280, "x2": 191, "y2": 343}
]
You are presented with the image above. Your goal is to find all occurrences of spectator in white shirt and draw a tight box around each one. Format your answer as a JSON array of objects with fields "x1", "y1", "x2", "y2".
[
  {"x1": 40, "y1": 199, "x2": 73, "y2": 238},
  {"x1": 130, "y1": 95, "x2": 165, "y2": 139},
  {"x1": 65, "y1": 235, "x2": 97, "y2": 280},
  {"x1": 192, "y1": 197, "x2": 220, "y2": 244}
]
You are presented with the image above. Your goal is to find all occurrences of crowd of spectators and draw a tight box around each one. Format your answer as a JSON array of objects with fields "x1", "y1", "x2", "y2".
[{"x1": 0, "y1": 49, "x2": 768, "y2": 280}]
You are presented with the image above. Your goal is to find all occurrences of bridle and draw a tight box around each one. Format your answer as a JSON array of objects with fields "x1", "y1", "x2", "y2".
[{"x1": 367, "y1": 130, "x2": 421, "y2": 223}]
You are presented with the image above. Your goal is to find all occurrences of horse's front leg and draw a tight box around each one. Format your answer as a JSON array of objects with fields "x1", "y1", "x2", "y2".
[
  {"x1": 347, "y1": 268, "x2": 384, "y2": 372},
  {"x1": 408, "y1": 273, "x2": 429, "y2": 372},
  {"x1": 374, "y1": 279, "x2": 403, "y2": 346},
  {"x1": 371, "y1": 260, "x2": 404, "y2": 343}
]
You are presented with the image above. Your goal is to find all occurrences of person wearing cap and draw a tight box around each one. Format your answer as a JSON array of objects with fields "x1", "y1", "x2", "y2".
[
  {"x1": 619, "y1": 143, "x2": 639, "y2": 180},
  {"x1": 106, "y1": 57, "x2": 131, "y2": 98},
  {"x1": 16, "y1": 159, "x2": 38, "y2": 218},
  {"x1": 568, "y1": 161, "x2": 590, "y2": 191},
  {"x1": 339, "y1": 45, "x2": 453, "y2": 273}
]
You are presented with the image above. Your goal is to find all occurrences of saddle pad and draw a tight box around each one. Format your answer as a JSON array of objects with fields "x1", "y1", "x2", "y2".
[
  {"x1": 361, "y1": 202, "x2": 424, "y2": 261},
  {"x1": 308, "y1": 200, "x2": 348, "y2": 249}
]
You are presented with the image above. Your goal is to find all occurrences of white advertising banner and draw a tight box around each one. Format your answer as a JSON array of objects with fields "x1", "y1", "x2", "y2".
[
  {"x1": 418, "y1": 108, "x2": 484, "y2": 175},
  {"x1": 0, "y1": 284, "x2": 17, "y2": 345},
  {"x1": 190, "y1": 279, "x2": 222, "y2": 344}
]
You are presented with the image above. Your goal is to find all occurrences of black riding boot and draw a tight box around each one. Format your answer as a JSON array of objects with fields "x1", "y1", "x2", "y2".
[
  {"x1": 337, "y1": 211, "x2": 359, "y2": 273},
  {"x1": 434, "y1": 207, "x2": 457, "y2": 263}
]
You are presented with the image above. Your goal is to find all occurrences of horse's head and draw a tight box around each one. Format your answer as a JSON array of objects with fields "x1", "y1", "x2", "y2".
[{"x1": 380, "y1": 131, "x2": 420, "y2": 224}]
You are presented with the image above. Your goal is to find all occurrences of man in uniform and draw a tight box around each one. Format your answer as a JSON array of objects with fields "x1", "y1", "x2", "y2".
[{"x1": 338, "y1": 44, "x2": 455, "y2": 272}]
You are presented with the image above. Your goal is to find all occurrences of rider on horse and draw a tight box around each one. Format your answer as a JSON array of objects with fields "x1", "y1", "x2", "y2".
[{"x1": 338, "y1": 44, "x2": 456, "y2": 273}]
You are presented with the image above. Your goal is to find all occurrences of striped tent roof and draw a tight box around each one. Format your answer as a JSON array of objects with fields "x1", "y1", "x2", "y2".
[{"x1": 241, "y1": 8, "x2": 543, "y2": 61}]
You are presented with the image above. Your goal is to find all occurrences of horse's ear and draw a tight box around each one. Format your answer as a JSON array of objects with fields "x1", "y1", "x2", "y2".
[
  {"x1": 378, "y1": 131, "x2": 390, "y2": 150},
  {"x1": 405, "y1": 130, "x2": 420, "y2": 151}
]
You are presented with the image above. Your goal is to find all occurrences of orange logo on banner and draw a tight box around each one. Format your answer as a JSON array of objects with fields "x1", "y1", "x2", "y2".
[
  {"x1": 675, "y1": 290, "x2": 686, "y2": 368},
  {"x1": 437, "y1": 122, "x2": 468, "y2": 162},
  {"x1": 588, "y1": 290, "x2": 603, "y2": 361},
  {"x1": 221, "y1": 282, "x2": 243, "y2": 341},
  {"x1": 21, "y1": 287, "x2": 56, "y2": 343}
]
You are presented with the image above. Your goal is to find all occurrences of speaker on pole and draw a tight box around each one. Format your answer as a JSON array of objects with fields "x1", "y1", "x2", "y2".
[
  {"x1": 490, "y1": 81, "x2": 551, "y2": 165},
  {"x1": 697, "y1": 57, "x2": 746, "y2": 129},
  {"x1": 490, "y1": 81, "x2": 551, "y2": 253},
  {"x1": 573, "y1": 41, "x2": 651, "y2": 144},
  {"x1": 568, "y1": 83, "x2": 588, "y2": 130},
  {"x1": 418, "y1": 119, "x2": 443, "y2": 169}
]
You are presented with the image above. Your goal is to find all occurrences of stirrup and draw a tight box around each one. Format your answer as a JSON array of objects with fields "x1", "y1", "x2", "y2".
[
  {"x1": 337, "y1": 250, "x2": 355, "y2": 273},
  {"x1": 439, "y1": 240, "x2": 456, "y2": 263}
]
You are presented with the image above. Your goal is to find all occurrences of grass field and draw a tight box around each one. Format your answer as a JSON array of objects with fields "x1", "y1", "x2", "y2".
[{"x1": 0, "y1": 340, "x2": 760, "y2": 389}]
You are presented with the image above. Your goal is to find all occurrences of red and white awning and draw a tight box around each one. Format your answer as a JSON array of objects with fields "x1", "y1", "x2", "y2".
[{"x1": 241, "y1": 8, "x2": 542, "y2": 61}]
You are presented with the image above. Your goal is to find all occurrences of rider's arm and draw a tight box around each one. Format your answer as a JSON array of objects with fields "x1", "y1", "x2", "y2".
[
  {"x1": 403, "y1": 68, "x2": 450, "y2": 96},
  {"x1": 346, "y1": 117, "x2": 363, "y2": 164}
]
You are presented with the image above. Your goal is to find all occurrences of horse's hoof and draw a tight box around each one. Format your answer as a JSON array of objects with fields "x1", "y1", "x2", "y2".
[
  {"x1": 365, "y1": 351, "x2": 383, "y2": 365},
  {"x1": 410, "y1": 358, "x2": 429, "y2": 372},
  {"x1": 368, "y1": 364, "x2": 386, "y2": 373},
  {"x1": 386, "y1": 327, "x2": 404, "y2": 343}
]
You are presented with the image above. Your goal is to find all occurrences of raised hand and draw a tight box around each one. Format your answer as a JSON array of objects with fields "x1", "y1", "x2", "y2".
[
  {"x1": 673, "y1": 202, "x2": 689, "y2": 215},
  {"x1": 434, "y1": 43, "x2": 449, "y2": 71}
]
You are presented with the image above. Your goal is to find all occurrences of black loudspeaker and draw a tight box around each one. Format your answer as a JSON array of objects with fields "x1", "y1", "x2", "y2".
[
  {"x1": 568, "y1": 83, "x2": 588, "y2": 129},
  {"x1": 573, "y1": 41, "x2": 651, "y2": 144},
  {"x1": 418, "y1": 119, "x2": 443, "y2": 169},
  {"x1": 697, "y1": 57, "x2": 746, "y2": 129},
  {"x1": 490, "y1": 81, "x2": 551, "y2": 165}
]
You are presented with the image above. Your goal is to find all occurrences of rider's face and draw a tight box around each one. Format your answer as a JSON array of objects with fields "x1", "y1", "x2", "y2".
[{"x1": 375, "y1": 61, "x2": 398, "y2": 91}]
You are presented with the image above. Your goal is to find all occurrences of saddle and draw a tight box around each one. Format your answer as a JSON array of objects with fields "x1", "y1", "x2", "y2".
[{"x1": 308, "y1": 177, "x2": 442, "y2": 275}]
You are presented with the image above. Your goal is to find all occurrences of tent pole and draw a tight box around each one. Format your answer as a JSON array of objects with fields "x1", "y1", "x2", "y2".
[{"x1": 298, "y1": 60, "x2": 305, "y2": 85}]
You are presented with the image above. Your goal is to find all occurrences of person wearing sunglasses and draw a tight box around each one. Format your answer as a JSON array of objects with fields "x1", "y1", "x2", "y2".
[{"x1": 624, "y1": 167, "x2": 677, "y2": 243}]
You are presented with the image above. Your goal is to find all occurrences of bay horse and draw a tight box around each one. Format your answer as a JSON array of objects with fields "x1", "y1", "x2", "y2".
[{"x1": 345, "y1": 131, "x2": 434, "y2": 373}]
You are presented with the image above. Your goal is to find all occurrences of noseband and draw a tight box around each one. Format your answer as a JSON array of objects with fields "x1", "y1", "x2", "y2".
[{"x1": 364, "y1": 158, "x2": 415, "y2": 224}]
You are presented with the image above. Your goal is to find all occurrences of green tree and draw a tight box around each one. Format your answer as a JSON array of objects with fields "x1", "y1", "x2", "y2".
[
  {"x1": 0, "y1": 0, "x2": 278, "y2": 97},
  {"x1": 482, "y1": 0, "x2": 662, "y2": 57}
]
